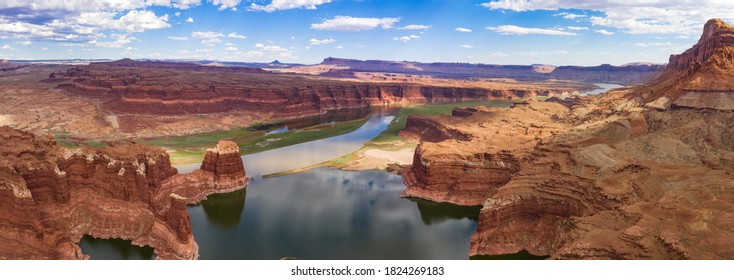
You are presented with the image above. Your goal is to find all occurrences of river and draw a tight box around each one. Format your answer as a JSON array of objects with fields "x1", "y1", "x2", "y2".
[{"x1": 78, "y1": 100, "x2": 533, "y2": 260}]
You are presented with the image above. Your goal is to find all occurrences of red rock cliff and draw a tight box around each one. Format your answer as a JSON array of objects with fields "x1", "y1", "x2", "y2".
[
  {"x1": 57, "y1": 61, "x2": 581, "y2": 119},
  {"x1": 0, "y1": 126, "x2": 249, "y2": 259}
]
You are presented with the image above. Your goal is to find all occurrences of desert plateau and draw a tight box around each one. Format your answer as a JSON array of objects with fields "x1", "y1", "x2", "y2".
[{"x1": 0, "y1": 0, "x2": 733, "y2": 263}]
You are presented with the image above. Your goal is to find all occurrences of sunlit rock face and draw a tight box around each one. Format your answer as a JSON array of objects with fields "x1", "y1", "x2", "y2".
[
  {"x1": 0, "y1": 127, "x2": 250, "y2": 259},
  {"x1": 402, "y1": 19, "x2": 734, "y2": 260}
]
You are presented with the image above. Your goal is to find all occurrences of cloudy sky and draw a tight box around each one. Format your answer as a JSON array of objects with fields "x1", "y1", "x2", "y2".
[{"x1": 0, "y1": 0, "x2": 732, "y2": 66}]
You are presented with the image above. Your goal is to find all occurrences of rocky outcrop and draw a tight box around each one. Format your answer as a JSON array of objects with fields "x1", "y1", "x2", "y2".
[
  {"x1": 160, "y1": 141, "x2": 248, "y2": 204},
  {"x1": 636, "y1": 19, "x2": 734, "y2": 109},
  {"x1": 401, "y1": 21, "x2": 734, "y2": 259},
  {"x1": 402, "y1": 102, "x2": 569, "y2": 206},
  {"x1": 0, "y1": 126, "x2": 248, "y2": 260}
]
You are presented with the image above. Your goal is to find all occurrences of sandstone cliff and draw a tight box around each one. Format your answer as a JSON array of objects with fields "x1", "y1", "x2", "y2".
[
  {"x1": 401, "y1": 19, "x2": 734, "y2": 259},
  {"x1": 56, "y1": 60, "x2": 583, "y2": 119},
  {"x1": 638, "y1": 18, "x2": 734, "y2": 110},
  {"x1": 0, "y1": 127, "x2": 248, "y2": 259}
]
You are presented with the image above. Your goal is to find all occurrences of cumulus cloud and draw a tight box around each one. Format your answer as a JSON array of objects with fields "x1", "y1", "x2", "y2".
[
  {"x1": 393, "y1": 35, "x2": 420, "y2": 42},
  {"x1": 225, "y1": 46, "x2": 237, "y2": 51},
  {"x1": 594, "y1": 29, "x2": 614, "y2": 35},
  {"x1": 168, "y1": 36, "x2": 189, "y2": 40},
  {"x1": 250, "y1": 0, "x2": 332, "y2": 12},
  {"x1": 192, "y1": 31, "x2": 224, "y2": 45},
  {"x1": 90, "y1": 34, "x2": 137, "y2": 48},
  {"x1": 228, "y1": 32, "x2": 247, "y2": 39},
  {"x1": 481, "y1": 0, "x2": 734, "y2": 35},
  {"x1": 311, "y1": 16, "x2": 400, "y2": 31},
  {"x1": 397, "y1": 24, "x2": 430, "y2": 30},
  {"x1": 309, "y1": 38, "x2": 335, "y2": 45},
  {"x1": 211, "y1": 0, "x2": 241, "y2": 11},
  {"x1": 186, "y1": 17, "x2": 194, "y2": 23},
  {"x1": 487, "y1": 25, "x2": 577, "y2": 36},
  {"x1": 1, "y1": 44, "x2": 13, "y2": 50},
  {"x1": 455, "y1": 27, "x2": 472, "y2": 32},
  {"x1": 460, "y1": 44, "x2": 474, "y2": 48},
  {"x1": 0, "y1": 9, "x2": 170, "y2": 44},
  {"x1": 254, "y1": 42, "x2": 295, "y2": 58}
]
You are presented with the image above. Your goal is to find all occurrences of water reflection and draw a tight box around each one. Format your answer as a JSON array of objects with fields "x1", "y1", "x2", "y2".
[
  {"x1": 471, "y1": 250, "x2": 548, "y2": 260},
  {"x1": 79, "y1": 236, "x2": 155, "y2": 260},
  {"x1": 409, "y1": 198, "x2": 481, "y2": 225},
  {"x1": 242, "y1": 111, "x2": 395, "y2": 177},
  {"x1": 253, "y1": 107, "x2": 373, "y2": 133},
  {"x1": 579, "y1": 83, "x2": 623, "y2": 95},
  {"x1": 187, "y1": 167, "x2": 478, "y2": 260},
  {"x1": 201, "y1": 189, "x2": 247, "y2": 229}
]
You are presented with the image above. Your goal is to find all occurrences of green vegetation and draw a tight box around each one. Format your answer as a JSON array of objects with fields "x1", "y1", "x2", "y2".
[
  {"x1": 370, "y1": 100, "x2": 512, "y2": 143},
  {"x1": 140, "y1": 117, "x2": 369, "y2": 164}
]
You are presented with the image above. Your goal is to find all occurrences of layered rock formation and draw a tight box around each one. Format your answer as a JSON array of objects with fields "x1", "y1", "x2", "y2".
[
  {"x1": 637, "y1": 18, "x2": 734, "y2": 109},
  {"x1": 0, "y1": 127, "x2": 248, "y2": 259},
  {"x1": 160, "y1": 141, "x2": 248, "y2": 204},
  {"x1": 320, "y1": 57, "x2": 663, "y2": 84},
  {"x1": 56, "y1": 59, "x2": 584, "y2": 119},
  {"x1": 402, "y1": 19, "x2": 734, "y2": 259}
]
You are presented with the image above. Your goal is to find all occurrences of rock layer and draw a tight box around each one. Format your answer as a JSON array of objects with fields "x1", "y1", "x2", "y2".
[
  {"x1": 402, "y1": 19, "x2": 734, "y2": 259},
  {"x1": 0, "y1": 127, "x2": 248, "y2": 259},
  {"x1": 57, "y1": 60, "x2": 584, "y2": 119}
]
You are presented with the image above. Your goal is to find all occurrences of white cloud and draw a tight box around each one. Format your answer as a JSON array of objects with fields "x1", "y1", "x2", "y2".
[
  {"x1": 192, "y1": 31, "x2": 224, "y2": 45},
  {"x1": 455, "y1": 27, "x2": 472, "y2": 32},
  {"x1": 243, "y1": 50, "x2": 264, "y2": 57},
  {"x1": 594, "y1": 29, "x2": 614, "y2": 35},
  {"x1": 393, "y1": 34, "x2": 420, "y2": 42},
  {"x1": 249, "y1": 0, "x2": 332, "y2": 12},
  {"x1": 211, "y1": 0, "x2": 241, "y2": 11},
  {"x1": 1, "y1": 44, "x2": 13, "y2": 50},
  {"x1": 228, "y1": 32, "x2": 247, "y2": 39},
  {"x1": 481, "y1": 1, "x2": 734, "y2": 35},
  {"x1": 460, "y1": 44, "x2": 474, "y2": 48},
  {"x1": 41, "y1": 47, "x2": 48, "y2": 51},
  {"x1": 487, "y1": 25, "x2": 577, "y2": 36},
  {"x1": 309, "y1": 38, "x2": 335, "y2": 45},
  {"x1": 567, "y1": 26, "x2": 588, "y2": 30},
  {"x1": 172, "y1": 0, "x2": 201, "y2": 9},
  {"x1": 18, "y1": 40, "x2": 32, "y2": 45},
  {"x1": 186, "y1": 17, "x2": 194, "y2": 23},
  {"x1": 174, "y1": 12, "x2": 181, "y2": 17},
  {"x1": 311, "y1": 16, "x2": 400, "y2": 31},
  {"x1": 168, "y1": 36, "x2": 189, "y2": 41},
  {"x1": 225, "y1": 46, "x2": 237, "y2": 51},
  {"x1": 253, "y1": 42, "x2": 295, "y2": 58},
  {"x1": 397, "y1": 24, "x2": 431, "y2": 30},
  {"x1": 335, "y1": 45, "x2": 344, "y2": 49},
  {"x1": 89, "y1": 34, "x2": 136, "y2": 48},
  {"x1": 554, "y1": 12, "x2": 587, "y2": 20}
]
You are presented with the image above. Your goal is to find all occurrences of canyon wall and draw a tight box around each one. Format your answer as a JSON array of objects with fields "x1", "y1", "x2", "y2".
[
  {"x1": 57, "y1": 61, "x2": 579, "y2": 119},
  {"x1": 0, "y1": 127, "x2": 248, "y2": 259},
  {"x1": 400, "y1": 19, "x2": 734, "y2": 259}
]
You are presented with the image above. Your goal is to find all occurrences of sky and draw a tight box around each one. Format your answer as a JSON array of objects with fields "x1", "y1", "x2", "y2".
[{"x1": 0, "y1": 0, "x2": 733, "y2": 66}]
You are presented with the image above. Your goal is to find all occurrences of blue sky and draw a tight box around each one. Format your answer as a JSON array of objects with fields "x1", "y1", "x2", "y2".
[{"x1": 0, "y1": 0, "x2": 732, "y2": 66}]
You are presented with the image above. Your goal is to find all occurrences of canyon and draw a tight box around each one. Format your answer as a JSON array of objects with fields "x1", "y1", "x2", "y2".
[
  {"x1": 1, "y1": 55, "x2": 651, "y2": 143},
  {"x1": 0, "y1": 128, "x2": 247, "y2": 259},
  {"x1": 400, "y1": 19, "x2": 734, "y2": 259}
]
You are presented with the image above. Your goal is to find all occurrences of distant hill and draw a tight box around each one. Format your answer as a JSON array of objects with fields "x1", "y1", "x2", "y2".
[{"x1": 317, "y1": 57, "x2": 664, "y2": 85}]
